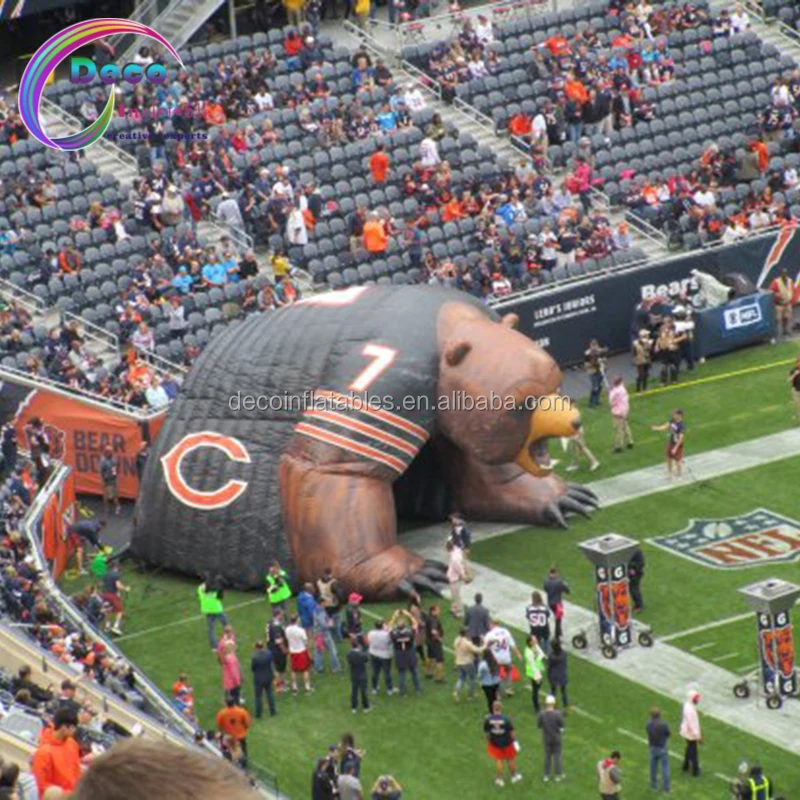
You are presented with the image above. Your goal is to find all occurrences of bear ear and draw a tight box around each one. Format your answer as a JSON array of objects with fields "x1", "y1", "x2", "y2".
[
  {"x1": 501, "y1": 313, "x2": 519, "y2": 330},
  {"x1": 445, "y1": 341, "x2": 472, "y2": 367}
]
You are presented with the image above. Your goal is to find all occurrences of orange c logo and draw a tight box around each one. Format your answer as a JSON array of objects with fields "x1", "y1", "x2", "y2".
[{"x1": 161, "y1": 432, "x2": 250, "y2": 510}]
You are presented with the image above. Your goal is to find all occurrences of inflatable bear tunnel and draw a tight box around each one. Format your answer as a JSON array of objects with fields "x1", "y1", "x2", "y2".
[{"x1": 133, "y1": 286, "x2": 598, "y2": 598}]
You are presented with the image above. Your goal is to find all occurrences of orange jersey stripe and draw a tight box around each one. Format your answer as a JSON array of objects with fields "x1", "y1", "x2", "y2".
[
  {"x1": 304, "y1": 409, "x2": 419, "y2": 458},
  {"x1": 314, "y1": 390, "x2": 428, "y2": 442},
  {"x1": 295, "y1": 422, "x2": 406, "y2": 473}
]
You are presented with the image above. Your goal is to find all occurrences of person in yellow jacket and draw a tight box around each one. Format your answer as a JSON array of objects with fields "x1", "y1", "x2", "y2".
[
  {"x1": 284, "y1": 0, "x2": 304, "y2": 27},
  {"x1": 198, "y1": 575, "x2": 228, "y2": 651},
  {"x1": 266, "y1": 561, "x2": 292, "y2": 611},
  {"x1": 354, "y1": 0, "x2": 370, "y2": 29}
]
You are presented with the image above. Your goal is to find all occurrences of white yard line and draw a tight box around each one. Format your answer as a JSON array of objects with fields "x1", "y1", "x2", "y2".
[
  {"x1": 113, "y1": 597, "x2": 265, "y2": 642},
  {"x1": 661, "y1": 613, "x2": 753, "y2": 643},
  {"x1": 572, "y1": 705, "x2": 605, "y2": 724},
  {"x1": 712, "y1": 653, "x2": 740, "y2": 663},
  {"x1": 690, "y1": 642, "x2": 717, "y2": 653}
]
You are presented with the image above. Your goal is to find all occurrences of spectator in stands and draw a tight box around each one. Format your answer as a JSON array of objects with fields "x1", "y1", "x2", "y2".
[
  {"x1": 370, "y1": 143, "x2": 390, "y2": 184},
  {"x1": 32, "y1": 707, "x2": 82, "y2": 798},
  {"x1": 362, "y1": 212, "x2": 388, "y2": 254},
  {"x1": 216, "y1": 697, "x2": 251, "y2": 768},
  {"x1": 11, "y1": 665, "x2": 53, "y2": 706}
]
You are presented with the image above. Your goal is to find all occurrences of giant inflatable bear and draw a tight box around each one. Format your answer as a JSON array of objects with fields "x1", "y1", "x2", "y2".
[{"x1": 133, "y1": 286, "x2": 597, "y2": 598}]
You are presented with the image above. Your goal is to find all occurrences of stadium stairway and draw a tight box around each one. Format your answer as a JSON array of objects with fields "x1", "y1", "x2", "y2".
[
  {"x1": 723, "y1": 1, "x2": 800, "y2": 66},
  {"x1": 341, "y1": 21, "x2": 671, "y2": 263}
]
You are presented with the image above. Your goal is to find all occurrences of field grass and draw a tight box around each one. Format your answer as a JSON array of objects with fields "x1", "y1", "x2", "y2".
[
  {"x1": 562, "y1": 338, "x2": 799, "y2": 481},
  {"x1": 63, "y1": 564, "x2": 800, "y2": 800},
  {"x1": 471, "y1": 459, "x2": 800, "y2": 637},
  {"x1": 56, "y1": 338, "x2": 800, "y2": 798},
  {"x1": 666, "y1": 617, "x2": 762, "y2": 678}
]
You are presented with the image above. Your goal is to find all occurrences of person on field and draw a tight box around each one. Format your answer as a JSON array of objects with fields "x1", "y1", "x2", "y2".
[
  {"x1": 524, "y1": 634, "x2": 547, "y2": 713},
  {"x1": 198, "y1": 574, "x2": 227, "y2": 651},
  {"x1": 484, "y1": 620, "x2": 521, "y2": 697},
  {"x1": 285, "y1": 614, "x2": 313, "y2": 694},
  {"x1": 367, "y1": 619, "x2": 394, "y2": 695},
  {"x1": 99, "y1": 447, "x2": 121, "y2": 516},
  {"x1": 346, "y1": 636, "x2": 371, "y2": 714},
  {"x1": 789, "y1": 357, "x2": 800, "y2": 425},
  {"x1": 453, "y1": 627, "x2": 483, "y2": 701},
  {"x1": 543, "y1": 565, "x2": 570, "y2": 640},
  {"x1": 267, "y1": 608, "x2": 289, "y2": 694},
  {"x1": 446, "y1": 540, "x2": 467, "y2": 618},
  {"x1": 547, "y1": 638, "x2": 569, "y2": 709},
  {"x1": 478, "y1": 649, "x2": 501, "y2": 713},
  {"x1": 220, "y1": 642, "x2": 242, "y2": 705},
  {"x1": 251, "y1": 640, "x2": 276, "y2": 718},
  {"x1": 464, "y1": 593, "x2": 490, "y2": 641},
  {"x1": 646, "y1": 707, "x2": 671, "y2": 793},
  {"x1": 424, "y1": 604, "x2": 446, "y2": 682},
  {"x1": 265, "y1": 561, "x2": 292, "y2": 611},
  {"x1": 538, "y1": 694, "x2": 565, "y2": 783},
  {"x1": 597, "y1": 751, "x2": 622, "y2": 798},
  {"x1": 651, "y1": 408, "x2": 685, "y2": 479},
  {"x1": 680, "y1": 690, "x2": 703, "y2": 777},
  {"x1": 609, "y1": 376, "x2": 634, "y2": 452},
  {"x1": 484, "y1": 700, "x2": 522, "y2": 788}
]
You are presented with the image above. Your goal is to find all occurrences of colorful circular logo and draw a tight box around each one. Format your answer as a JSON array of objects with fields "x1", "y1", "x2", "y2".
[{"x1": 18, "y1": 18, "x2": 182, "y2": 151}]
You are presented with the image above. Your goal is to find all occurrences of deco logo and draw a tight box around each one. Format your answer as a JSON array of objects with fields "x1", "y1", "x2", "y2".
[{"x1": 648, "y1": 509, "x2": 800, "y2": 569}]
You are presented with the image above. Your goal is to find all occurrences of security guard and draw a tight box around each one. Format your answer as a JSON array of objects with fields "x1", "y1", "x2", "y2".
[
  {"x1": 743, "y1": 765, "x2": 773, "y2": 800},
  {"x1": 198, "y1": 574, "x2": 227, "y2": 651},
  {"x1": 265, "y1": 560, "x2": 292, "y2": 611},
  {"x1": 730, "y1": 763, "x2": 774, "y2": 799}
]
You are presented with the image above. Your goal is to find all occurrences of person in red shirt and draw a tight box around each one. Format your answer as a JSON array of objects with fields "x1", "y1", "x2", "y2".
[
  {"x1": 32, "y1": 708, "x2": 82, "y2": 798},
  {"x1": 216, "y1": 698, "x2": 252, "y2": 767},
  {"x1": 370, "y1": 142, "x2": 390, "y2": 183}
]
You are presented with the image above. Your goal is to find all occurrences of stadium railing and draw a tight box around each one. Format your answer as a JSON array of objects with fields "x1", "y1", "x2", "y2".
[
  {"x1": 0, "y1": 364, "x2": 168, "y2": 419},
  {"x1": 16, "y1": 463, "x2": 287, "y2": 798},
  {"x1": 488, "y1": 223, "x2": 784, "y2": 306},
  {"x1": 0, "y1": 727, "x2": 34, "y2": 766},
  {"x1": 0, "y1": 279, "x2": 47, "y2": 317}
]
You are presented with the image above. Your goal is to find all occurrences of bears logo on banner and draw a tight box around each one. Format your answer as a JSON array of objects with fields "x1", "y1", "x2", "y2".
[
  {"x1": 596, "y1": 564, "x2": 632, "y2": 647},
  {"x1": 758, "y1": 610, "x2": 797, "y2": 697}
]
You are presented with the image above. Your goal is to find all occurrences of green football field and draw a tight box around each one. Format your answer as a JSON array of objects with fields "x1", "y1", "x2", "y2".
[{"x1": 60, "y1": 339, "x2": 800, "y2": 799}]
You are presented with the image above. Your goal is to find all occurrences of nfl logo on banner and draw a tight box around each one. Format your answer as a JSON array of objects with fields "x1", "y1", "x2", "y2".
[
  {"x1": 649, "y1": 509, "x2": 800, "y2": 569},
  {"x1": 758, "y1": 610, "x2": 798, "y2": 697},
  {"x1": 596, "y1": 564, "x2": 632, "y2": 647}
]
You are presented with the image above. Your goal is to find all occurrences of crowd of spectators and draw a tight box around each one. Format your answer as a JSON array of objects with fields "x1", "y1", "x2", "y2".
[{"x1": 624, "y1": 63, "x2": 800, "y2": 246}]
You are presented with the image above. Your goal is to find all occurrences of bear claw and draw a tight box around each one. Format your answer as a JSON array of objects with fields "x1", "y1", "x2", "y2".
[{"x1": 397, "y1": 564, "x2": 448, "y2": 598}]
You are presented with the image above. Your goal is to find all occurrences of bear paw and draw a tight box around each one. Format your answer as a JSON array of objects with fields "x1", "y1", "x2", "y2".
[{"x1": 543, "y1": 483, "x2": 600, "y2": 528}]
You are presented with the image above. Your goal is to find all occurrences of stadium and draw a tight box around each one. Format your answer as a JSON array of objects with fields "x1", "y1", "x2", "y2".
[{"x1": 0, "y1": 0, "x2": 799, "y2": 797}]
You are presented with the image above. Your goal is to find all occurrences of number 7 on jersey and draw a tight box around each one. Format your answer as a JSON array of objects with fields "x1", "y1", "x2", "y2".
[{"x1": 349, "y1": 344, "x2": 397, "y2": 392}]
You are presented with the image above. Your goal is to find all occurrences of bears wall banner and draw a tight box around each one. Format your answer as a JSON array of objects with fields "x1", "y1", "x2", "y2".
[
  {"x1": 757, "y1": 610, "x2": 798, "y2": 697},
  {"x1": 496, "y1": 228, "x2": 800, "y2": 365},
  {"x1": 0, "y1": 375, "x2": 165, "y2": 498},
  {"x1": 596, "y1": 563, "x2": 632, "y2": 648}
]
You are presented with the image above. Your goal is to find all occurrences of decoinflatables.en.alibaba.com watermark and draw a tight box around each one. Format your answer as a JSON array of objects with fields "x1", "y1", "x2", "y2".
[{"x1": 228, "y1": 390, "x2": 573, "y2": 414}]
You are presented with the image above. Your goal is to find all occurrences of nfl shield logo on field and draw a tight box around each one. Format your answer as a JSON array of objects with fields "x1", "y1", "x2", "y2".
[{"x1": 649, "y1": 508, "x2": 800, "y2": 568}]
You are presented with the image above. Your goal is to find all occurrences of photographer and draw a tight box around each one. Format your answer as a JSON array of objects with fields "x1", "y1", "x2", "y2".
[
  {"x1": 632, "y1": 329, "x2": 653, "y2": 393},
  {"x1": 312, "y1": 749, "x2": 340, "y2": 800},
  {"x1": 654, "y1": 320, "x2": 685, "y2": 386},
  {"x1": 371, "y1": 775, "x2": 402, "y2": 799},
  {"x1": 584, "y1": 339, "x2": 608, "y2": 407},
  {"x1": 671, "y1": 292, "x2": 696, "y2": 373}
]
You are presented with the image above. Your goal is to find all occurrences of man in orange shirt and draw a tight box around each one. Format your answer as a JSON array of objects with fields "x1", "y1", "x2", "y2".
[
  {"x1": 370, "y1": 142, "x2": 390, "y2": 184},
  {"x1": 363, "y1": 212, "x2": 389, "y2": 253},
  {"x1": 216, "y1": 698, "x2": 252, "y2": 767},
  {"x1": 32, "y1": 708, "x2": 82, "y2": 798}
]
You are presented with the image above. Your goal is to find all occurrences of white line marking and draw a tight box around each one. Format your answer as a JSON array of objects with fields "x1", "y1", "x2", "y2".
[
  {"x1": 617, "y1": 727, "x2": 648, "y2": 745},
  {"x1": 712, "y1": 652, "x2": 740, "y2": 663},
  {"x1": 113, "y1": 597, "x2": 265, "y2": 642},
  {"x1": 660, "y1": 613, "x2": 753, "y2": 642},
  {"x1": 738, "y1": 663, "x2": 759, "y2": 675},
  {"x1": 690, "y1": 642, "x2": 717, "y2": 652},
  {"x1": 715, "y1": 772, "x2": 734, "y2": 783},
  {"x1": 572, "y1": 705, "x2": 604, "y2": 724}
]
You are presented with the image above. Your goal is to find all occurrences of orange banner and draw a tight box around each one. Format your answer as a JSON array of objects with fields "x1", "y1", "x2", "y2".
[
  {"x1": 12, "y1": 389, "x2": 165, "y2": 499},
  {"x1": 40, "y1": 467, "x2": 77, "y2": 580}
]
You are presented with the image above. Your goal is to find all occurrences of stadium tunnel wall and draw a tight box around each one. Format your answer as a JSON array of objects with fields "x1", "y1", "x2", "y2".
[{"x1": 492, "y1": 227, "x2": 800, "y2": 366}]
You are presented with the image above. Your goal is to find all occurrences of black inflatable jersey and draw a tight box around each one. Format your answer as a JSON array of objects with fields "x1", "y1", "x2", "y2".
[{"x1": 133, "y1": 285, "x2": 494, "y2": 587}]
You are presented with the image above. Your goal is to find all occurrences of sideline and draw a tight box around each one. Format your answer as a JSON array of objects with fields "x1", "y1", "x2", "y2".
[
  {"x1": 660, "y1": 613, "x2": 753, "y2": 643},
  {"x1": 113, "y1": 597, "x2": 264, "y2": 642},
  {"x1": 636, "y1": 356, "x2": 796, "y2": 398}
]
